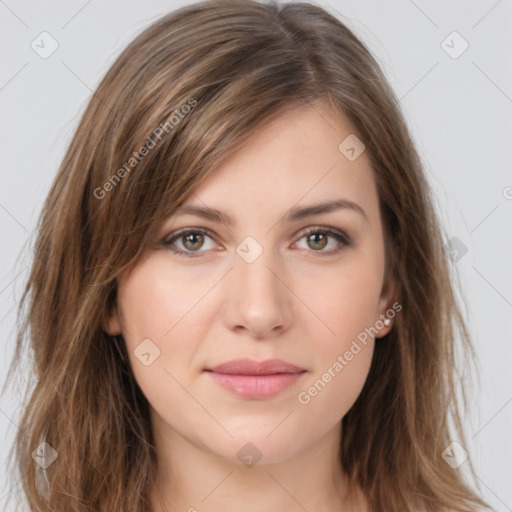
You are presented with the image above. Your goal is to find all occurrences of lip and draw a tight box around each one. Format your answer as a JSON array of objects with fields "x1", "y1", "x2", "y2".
[{"x1": 205, "y1": 358, "x2": 306, "y2": 399}]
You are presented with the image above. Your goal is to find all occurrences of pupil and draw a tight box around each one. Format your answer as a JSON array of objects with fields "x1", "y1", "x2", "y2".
[
  {"x1": 309, "y1": 233, "x2": 327, "y2": 250},
  {"x1": 184, "y1": 233, "x2": 203, "y2": 250}
]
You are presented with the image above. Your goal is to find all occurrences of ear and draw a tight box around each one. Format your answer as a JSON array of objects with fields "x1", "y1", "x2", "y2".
[
  {"x1": 102, "y1": 304, "x2": 122, "y2": 336},
  {"x1": 375, "y1": 276, "x2": 399, "y2": 339}
]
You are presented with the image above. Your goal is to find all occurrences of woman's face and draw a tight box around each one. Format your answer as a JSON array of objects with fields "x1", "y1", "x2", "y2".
[{"x1": 107, "y1": 101, "x2": 396, "y2": 466}]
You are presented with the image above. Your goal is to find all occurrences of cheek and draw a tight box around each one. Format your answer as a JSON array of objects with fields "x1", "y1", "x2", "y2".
[
  {"x1": 308, "y1": 253, "x2": 385, "y2": 342},
  {"x1": 116, "y1": 268, "x2": 209, "y2": 442},
  {"x1": 296, "y1": 340, "x2": 374, "y2": 430},
  {"x1": 117, "y1": 254, "x2": 214, "y2": 351},
  {"x1": 293, "y1": 250, "x2": 382, "y2": 419},
  {"x1": 115, "y1": 258, "x2": 209, "y2": 399}
]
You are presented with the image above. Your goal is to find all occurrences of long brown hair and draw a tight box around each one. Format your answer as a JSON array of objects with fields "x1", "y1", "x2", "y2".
[{"x1": 5, "y1": 0, "x2": 490, "y2": 510}]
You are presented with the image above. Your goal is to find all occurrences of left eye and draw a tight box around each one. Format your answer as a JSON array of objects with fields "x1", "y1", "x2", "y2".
[
  {"x1": 162, "y1": 227, "x2": 352, "y2": 258},
  {"x1": 293, "y1": 228, "x2": 352, "y2": 255}
]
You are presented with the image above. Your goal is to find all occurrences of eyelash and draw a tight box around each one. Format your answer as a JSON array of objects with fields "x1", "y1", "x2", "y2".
[{"x1": 161, "y1": 226, "x2": 352, "y2": 258}]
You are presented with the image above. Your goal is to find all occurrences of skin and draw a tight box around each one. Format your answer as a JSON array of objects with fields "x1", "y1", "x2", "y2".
[{"x1": 106, "y1": 100, "x2": 397, "y2": 512}]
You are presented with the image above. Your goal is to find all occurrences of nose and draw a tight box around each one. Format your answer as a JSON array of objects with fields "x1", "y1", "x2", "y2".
[{"x1": 220, "y1": 244, "x2": 293, "y2": 339}]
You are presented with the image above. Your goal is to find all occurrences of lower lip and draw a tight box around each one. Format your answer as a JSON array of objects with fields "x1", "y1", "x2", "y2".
[{"x1": 206, "y1": 371, "x2": 305, "y2": 399}]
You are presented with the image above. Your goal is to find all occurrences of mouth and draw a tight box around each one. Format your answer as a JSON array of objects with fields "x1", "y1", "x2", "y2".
[{"x1": 204, "y1": 358, "x2": 307, "y2": 399}]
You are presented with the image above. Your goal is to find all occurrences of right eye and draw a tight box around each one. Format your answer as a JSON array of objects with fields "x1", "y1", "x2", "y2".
[{"x1": 161, "y1": 228, "x2": 219, "y2": 258}]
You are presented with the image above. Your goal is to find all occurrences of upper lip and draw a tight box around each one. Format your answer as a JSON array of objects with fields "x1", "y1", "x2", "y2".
[{"x1": 206, "y1": 358, "x2": 306, "y2": 375}]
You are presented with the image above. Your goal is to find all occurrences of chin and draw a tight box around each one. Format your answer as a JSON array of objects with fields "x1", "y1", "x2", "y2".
[{"x1": 203, "y1": 424, "x2": 303, "y2": 467}]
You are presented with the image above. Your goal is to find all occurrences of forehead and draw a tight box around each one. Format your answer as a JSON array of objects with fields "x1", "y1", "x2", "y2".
[{"x1": 177, "y1": 101, "x2": 379, "y2": 226}]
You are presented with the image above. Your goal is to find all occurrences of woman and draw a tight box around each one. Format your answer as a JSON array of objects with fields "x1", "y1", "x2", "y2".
[{"x1": 8, "y1": 0, "x2": 493, "y2": 510}]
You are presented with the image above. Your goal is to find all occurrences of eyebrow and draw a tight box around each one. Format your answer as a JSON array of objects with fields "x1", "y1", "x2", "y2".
[{"x1": 172, "y1": 199, "x2": 368, "y2": 226}]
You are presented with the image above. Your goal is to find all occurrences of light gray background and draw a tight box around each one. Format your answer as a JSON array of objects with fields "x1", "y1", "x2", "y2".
[{"x1": 1, "y1": 0, "x2": 511, "y2": 510}]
